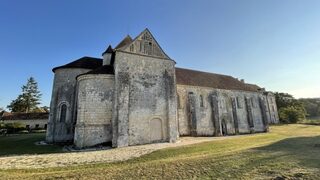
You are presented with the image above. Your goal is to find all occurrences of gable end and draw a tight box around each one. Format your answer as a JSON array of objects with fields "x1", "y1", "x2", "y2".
[{"x1": 121, "y1": 29, "x2": 171, "y2": 60}]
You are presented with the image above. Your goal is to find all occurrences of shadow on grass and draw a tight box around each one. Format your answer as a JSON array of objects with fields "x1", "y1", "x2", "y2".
[
  {"x1": 0, "y1": 133, "x2": 63, "y2": 156},
  {"x1": 253, "y1": 135, "x2": 320, "y2": 169}
]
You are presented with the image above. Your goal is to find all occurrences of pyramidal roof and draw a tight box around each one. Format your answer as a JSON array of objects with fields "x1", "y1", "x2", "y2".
[
  {"x1": 102, "y1": 45, "x2": 113, "y2": 56},
  {"x1": 116, "y1": 28, "x2": 171, "y2": 60}
]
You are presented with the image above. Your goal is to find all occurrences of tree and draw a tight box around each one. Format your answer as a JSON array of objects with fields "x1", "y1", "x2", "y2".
[
  {"x1": 299, "y1": 98, "x2": 320, "y2": 118},
  {"x1": 279, "y1": 106, "x2": 305, "y2": 123},
  {"x1": 0, "y1": 108, "x2": 4, "y2": 118},
  {"x1": 7, "y1": 77, "x2": 42, "y2": 113},
  {"x1": 274, "y1": 92, "x2": 306, "y2": 123},
  {"x1": 41, "y1": 106, "x2": 50, "y2": 112},
  {"x1": 33, "y1": 106, "x2": 49, "y2": 113}
]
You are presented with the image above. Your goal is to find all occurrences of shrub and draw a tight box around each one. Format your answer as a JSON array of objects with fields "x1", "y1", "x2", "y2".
[
  {"x1": 4, "y1": 122, "x2": 26, "y2": 134},
  {"x1": 279, "y1": 106, "x2": 305, "y2": 123},
  {"x1": 0, "y1": 122, "x2": 5, "y2": 129}
]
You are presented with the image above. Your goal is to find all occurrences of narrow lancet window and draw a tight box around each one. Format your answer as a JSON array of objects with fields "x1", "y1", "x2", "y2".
[
  {"x1": 60, "y1": 104, "x2": 67, "y2": 122},
  {"x1": 236, "y1": 97, "x2": 242, "y2": 108},
  {"x1": 200, "y1": 95, "x2": 204, "y2": 107}
]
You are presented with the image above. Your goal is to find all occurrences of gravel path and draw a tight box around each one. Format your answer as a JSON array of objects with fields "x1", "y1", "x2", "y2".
[{"x1": 0, "y1": 135, "x2": 250, "y2": 169}]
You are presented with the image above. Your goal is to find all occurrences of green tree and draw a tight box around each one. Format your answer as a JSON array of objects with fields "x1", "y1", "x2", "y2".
[
  {"x1": 279, "y1": 106, "x2": 305, "y2": 123},
  {"x1": 33, "y1": 106, "x2": 49, "y2": 113},
  {"x1": 7, "y1": 77, "x2": 42, "y2": 113},
  {"x1": 299, "y1": 98, "x2": 320, "y2": 117},
  {"x1": 274, "y1": 92, "x2": 306, "y2": 123}
]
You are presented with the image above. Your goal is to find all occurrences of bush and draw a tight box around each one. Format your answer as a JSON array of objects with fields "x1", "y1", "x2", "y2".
[
  {"x1": 0, "y1": 122, "x2": 5, "y2": 129},
  {"x1": 4, "y1": 122, "x2": 26, "y2": 134},
  {"x1": 279, "y1": 106, "x2": 305, "y2": 123}
]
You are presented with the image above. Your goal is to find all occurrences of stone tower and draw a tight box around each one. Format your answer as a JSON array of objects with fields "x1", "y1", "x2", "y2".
[
  {"x1": 46, "y1": 57, "x2": 102, "y2": 143},
  {"x1": 111, "y1": 29, "x2": 178, "y2": 147}
]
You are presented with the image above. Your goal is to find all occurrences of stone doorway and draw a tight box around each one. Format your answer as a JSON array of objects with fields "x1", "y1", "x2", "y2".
[
  {"x1": 221, "y1": 119, "x2": 228, "y2": 136},
  {"x1": 150, "y1": 118, "x2": 163, "y2": 142}
]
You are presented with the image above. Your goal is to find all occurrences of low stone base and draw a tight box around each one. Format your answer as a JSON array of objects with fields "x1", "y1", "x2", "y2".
[{"x1": 74, "y1": 124, "x2": 112, "y2": 148}]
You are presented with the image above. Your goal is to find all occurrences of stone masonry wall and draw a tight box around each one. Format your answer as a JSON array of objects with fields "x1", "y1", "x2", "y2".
[
  {"x1": 74, "y1": 74, "x2": 114, "y2": 148},
  {"x1": 266, "y1": 93, "x2": 279, "y2": 124},
  {"x1": 112, "y1": 51, "x2": 178, "y2": 147},
  {"x1": 46, "y1": 68, "x2": 91, "y2": 143},
  {"x1": 177, "y1": 85, "x2": 268, "y2": 137}
]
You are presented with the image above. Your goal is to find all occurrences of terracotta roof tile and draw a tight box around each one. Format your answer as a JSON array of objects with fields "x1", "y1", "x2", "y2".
[{"x1": 175, "y1": 67, "x2": 260, "y2": 92}]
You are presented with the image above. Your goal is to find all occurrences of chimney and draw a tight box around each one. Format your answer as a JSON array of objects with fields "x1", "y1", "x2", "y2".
[{"x1": 102, "y1": 45, "x2": 113, "y2": 65}]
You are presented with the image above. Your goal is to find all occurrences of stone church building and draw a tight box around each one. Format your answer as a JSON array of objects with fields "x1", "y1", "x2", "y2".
[{"x1": 46, "y1": 29, "x2": 279, "y2": 148}]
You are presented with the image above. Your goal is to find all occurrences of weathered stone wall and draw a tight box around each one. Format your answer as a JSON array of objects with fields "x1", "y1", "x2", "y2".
[
  {"x1": 74, "y1": 74, "x2": 114, "y2": 148},
  {"x1": 2, "y1": 119, "x2": 47, "y2": 129},
  {"x1": 46, "y1": 68, "x2": 91, "y2": 143},
  {"x1": 266, "y1": 93, "x2": 279, "y2": 124},
  {"x1": 112, "y1": 51, "x2": 178, "y2": 147},
  {"x1": 177, "y1": 85, "x2": 267, "y2": 137}
]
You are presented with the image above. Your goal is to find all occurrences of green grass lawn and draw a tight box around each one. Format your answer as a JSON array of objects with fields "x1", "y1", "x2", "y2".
[
  {"x1": 299, "y1": 118, "x2": 320, "y2": 125},
  {"x1": 0, "y1": 133, "x2": 63, "y2": 156},
  {"x1": 1, "y1": 124, "x2": 320, "y2": 179}
]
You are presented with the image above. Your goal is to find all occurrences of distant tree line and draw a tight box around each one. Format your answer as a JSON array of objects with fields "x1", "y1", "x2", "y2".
[{"x1": 299, "y1": 98, "x2": 320, "y2": 118}]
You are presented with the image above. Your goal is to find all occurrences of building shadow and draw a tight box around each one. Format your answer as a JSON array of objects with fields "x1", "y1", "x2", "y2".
[{"x1": 252, "y1": 136, "x2": 320, "y2": 169}]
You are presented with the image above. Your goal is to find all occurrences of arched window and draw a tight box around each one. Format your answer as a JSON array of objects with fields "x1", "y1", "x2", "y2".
[{"x1": 60, "y1": 104, "x2": 67, "y2": 122}]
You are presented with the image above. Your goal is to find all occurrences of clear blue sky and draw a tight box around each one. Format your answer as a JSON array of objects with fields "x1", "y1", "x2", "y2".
[{"x1": 0, "y1": 0, "x2": 319, "y2": 109}]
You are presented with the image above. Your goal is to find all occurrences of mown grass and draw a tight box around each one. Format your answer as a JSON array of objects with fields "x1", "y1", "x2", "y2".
[
  {"x1": 299, "y1": 118, "x2": 320, "y2": 125},
  {"x1": 0, "y1": 133, "x2": 62, "y2": 156},
  {"x1": 1, "y1": 124, "x2": 320, "y2": 179}
]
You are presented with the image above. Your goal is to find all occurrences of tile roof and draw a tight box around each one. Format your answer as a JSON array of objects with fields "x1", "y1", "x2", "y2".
[
  {"x1": 82, "y1": 65, "x2": 115, "y2": 75},
  {"x1": 52, "y1": 56, "x2": 102, "y2": 72},
  {"x1": 114, "y1": 35, "x2": 133, "y2": 50},
  {"x1": 175, "y1": 67, "x2": 260, "y2": 92}
]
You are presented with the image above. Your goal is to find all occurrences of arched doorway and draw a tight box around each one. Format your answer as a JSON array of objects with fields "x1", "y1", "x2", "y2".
[
  {"x1": 221, "y1": 119, "x2": 228, "y2": 136},
  {"x1": 150, "y1": 118, "x2": 163, "y2": 142}
]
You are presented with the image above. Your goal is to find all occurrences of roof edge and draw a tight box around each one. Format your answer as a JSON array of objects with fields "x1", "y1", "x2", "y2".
[{"x1": 52, "y1": 56, "x2": 102, "y2": 72}]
